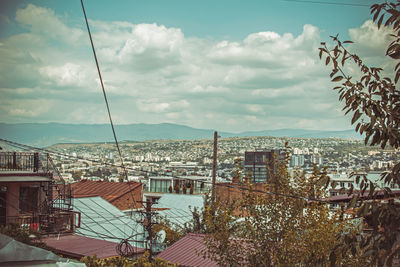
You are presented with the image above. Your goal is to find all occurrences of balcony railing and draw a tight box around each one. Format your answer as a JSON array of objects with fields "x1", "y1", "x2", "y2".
[
  {"x1": 4, "y1": 212, "x2": 76, "y2": 234},
  {"x1": 0, "y1": 152, "x2": 50, "y2": 173}
]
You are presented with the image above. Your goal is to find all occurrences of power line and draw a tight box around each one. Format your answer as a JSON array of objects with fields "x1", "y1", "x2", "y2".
[
  {"x1": 281, "y1": 0, "x2": 370, "y2": 7},
  {"x1": 0, "y1": 138, "x2": 333, "y2": 204},
  {"x1": 80, "y1": 0, "x2": 128, "y2": 183}
]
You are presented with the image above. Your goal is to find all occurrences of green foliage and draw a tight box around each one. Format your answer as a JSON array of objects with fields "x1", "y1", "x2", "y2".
[
  {"x1": 202, "y1": 147, "x2": 360, "y2": 266},
  {"x1": 72, "y1": 170, "x2": 82, "y2": 181},
  {"x1": 320, "y1": 1, "x2": 400, "y2": 265},
  {"x1": 80, "y1": 252, "x2": 177, "y2": 267},
  {"x1": 153, "y1": 219, "x2": 184, "y2": 246}
]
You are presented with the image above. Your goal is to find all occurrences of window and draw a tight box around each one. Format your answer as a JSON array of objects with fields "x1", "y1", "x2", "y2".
[
  {"x1": 340, "y1": 182, "x2": 345, "y2": 188},
  {"x1": 19, "y1": 187, "x2": 39, "y2": 213}
]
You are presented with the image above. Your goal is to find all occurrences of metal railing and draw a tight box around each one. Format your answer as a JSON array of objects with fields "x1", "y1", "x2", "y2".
[
  {"x1": 0, "y1": 152, "x2": 52, "y2": 173},
  {"x1": 4, "y1": 213, "x2": 76, "y2": 234}
]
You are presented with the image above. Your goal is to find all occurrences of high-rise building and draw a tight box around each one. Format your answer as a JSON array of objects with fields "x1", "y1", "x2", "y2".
[{"x1": 244, "y1": 149, "x2": 285, "y2": 183}]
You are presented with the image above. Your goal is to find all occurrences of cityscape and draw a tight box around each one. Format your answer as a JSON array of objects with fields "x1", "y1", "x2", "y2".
[
  {"x1": 0, "y1": 0, "x2": 399, "y2": 266},
  {"x1": 48, "y1": 135, "x2": 398, "y2": 185}
]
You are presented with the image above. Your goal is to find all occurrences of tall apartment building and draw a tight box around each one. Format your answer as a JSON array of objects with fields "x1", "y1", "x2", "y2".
[{"x1": 244, "y1": 149, "x2": 286, "y2": 183}]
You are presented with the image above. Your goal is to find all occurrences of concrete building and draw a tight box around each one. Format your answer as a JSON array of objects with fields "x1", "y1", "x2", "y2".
[{"x1": 244, "y1": 149, "x2": 285, "y2": 183}]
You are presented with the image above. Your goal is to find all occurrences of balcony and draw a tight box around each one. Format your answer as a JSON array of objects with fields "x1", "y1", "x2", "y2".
[
  {"x1": 0, "y1": 152, "x2": 50, "y2": 174},
  {"x1": 0, "y1": 151, "x2": 76, "y2": 235}
]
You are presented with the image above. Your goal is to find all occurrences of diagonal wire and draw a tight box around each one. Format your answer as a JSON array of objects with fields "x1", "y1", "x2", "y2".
[{"x1": 80, "y1": 0, "x2": 128, "y2": 182}]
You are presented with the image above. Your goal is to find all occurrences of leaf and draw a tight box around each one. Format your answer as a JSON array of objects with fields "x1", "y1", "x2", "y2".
[
  {"x1": 377, "y1": 14, "x2": 384, "y2": 29},
  {"x1": 351, "y1": 110, "x2": 362, "y2": 125},
  {"x1": 332, "y1": 76, "x2": 343, "y2": 82},
  {"x1": 349, "y1": 195, "x2": 358, "y2": 209},
  {"x1": 357, "y1": 203, "x2": 366, "y2": 216},
  {"x1": 341, "y1": 50, "x2": 347, "y2": 66},
  {"x1": 343, "y1": 41, "x2": 354, "y2": 44},
  {"x1": 372, "y1": 5, "x2": 381, "y2": 22},
  {"x1": 369, "y1": 181, "x2": 375, "y2": 197},
  {"x1": 355, "y1": 122, "x2": 361, "y2": 132},
  {"x1": 326, "y1": 56, "x2": 331, "y2": 65},
  {"x1": 395, "y1": 71, "x2": 400, "y2": 84}
]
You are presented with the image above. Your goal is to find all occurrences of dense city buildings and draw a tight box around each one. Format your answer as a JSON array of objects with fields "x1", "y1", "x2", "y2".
[{"x1": 43, "y1": 136, "x2": 397, "y2": 186}]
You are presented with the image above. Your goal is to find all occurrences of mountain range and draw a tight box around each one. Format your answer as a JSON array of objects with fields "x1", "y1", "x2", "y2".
[{"x1": 0, "y1": 122, "x2": 362, "y2": 147}]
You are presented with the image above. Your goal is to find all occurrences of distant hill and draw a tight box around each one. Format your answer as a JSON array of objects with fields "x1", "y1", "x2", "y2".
[
  {"x1": 237, "y1": 129, "x2": 362, "y2": 139},
  {"x1": 0, "y1": 122, "x2": 362, "y2": 147}
]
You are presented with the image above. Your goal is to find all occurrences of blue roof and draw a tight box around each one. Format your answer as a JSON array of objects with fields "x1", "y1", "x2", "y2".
[
  {"x1": 153, "y1": 194, "x2": 204, "y2": 228},
  {"x1": 73, "y1": 197, "x2": 144, "y2": 248}
]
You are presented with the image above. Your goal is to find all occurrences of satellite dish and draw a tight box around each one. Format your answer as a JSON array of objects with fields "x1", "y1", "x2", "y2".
[{"x1": 155, "y1": 230, "x2": 166, "y2": 243}]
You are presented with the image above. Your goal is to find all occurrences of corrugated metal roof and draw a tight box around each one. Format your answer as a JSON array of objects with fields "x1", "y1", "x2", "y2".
[
  {"x1": 42, "y1": 234, "x2": 144, "y2": 259},
  {"x1": 153, "y1": 194, "x2": 204, "y2": 226},
  {"x1": 0, "y1": 234, "x2": 85, "y2": 266},
  {"x1": 71, "y1": 180, "x2": 141, "y2": 202},
  {"x1": 157, "y1": 233, "x2": 217, "y2": 267},
  {"x1": 73, "y1": 196, "x2": 145, "y2": 249}
]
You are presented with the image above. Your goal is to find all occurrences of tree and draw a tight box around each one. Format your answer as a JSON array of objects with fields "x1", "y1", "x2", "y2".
[
  {"x1": 202, "y1": 148, "x2": 360, "y2": 266},
  {"x1": 72, "y1": 170, "x2": 82, "y2": 181},
  {"x1": 319, "y1": 1, "x2": 400, "y2": 265},
  {"x1": 81, "y1": 252, "x2": 177, "y2": 267}
]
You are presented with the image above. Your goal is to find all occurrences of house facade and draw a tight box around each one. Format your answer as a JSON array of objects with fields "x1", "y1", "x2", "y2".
[{"x1": 0, "y1": 152, "x2": 76, "y2": 234}]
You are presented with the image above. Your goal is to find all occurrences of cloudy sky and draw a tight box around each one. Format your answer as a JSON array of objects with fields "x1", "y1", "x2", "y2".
[{"x1": 0, "y1": 0, "x2": 394, "y2": 133}]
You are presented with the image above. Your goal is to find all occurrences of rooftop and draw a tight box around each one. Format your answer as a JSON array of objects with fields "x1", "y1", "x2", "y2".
[
  {"x1": 157, "y1": 233, "x2": 217, "y2": 267},
  {"x1": 42, "y1": 234, "x2": 144, "y2": 259},
  {"x1": 73, "y1": 196, "x2": 145, "y2": 247},
  {"x1": 153, "y1": 194, "x2": 204, "y2": 227},
  {"x1": 71, "y1": 180, "x2": 141, "y2": 202}
]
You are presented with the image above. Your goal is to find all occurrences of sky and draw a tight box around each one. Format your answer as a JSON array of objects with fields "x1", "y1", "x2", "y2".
[{"x1": 0, "y1": 0, "x2": 395, "y2": 133}]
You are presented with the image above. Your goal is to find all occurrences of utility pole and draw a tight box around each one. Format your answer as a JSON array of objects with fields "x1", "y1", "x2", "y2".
[{"x1": 211, "y1": 131, "x2": 218, "y2": 204}]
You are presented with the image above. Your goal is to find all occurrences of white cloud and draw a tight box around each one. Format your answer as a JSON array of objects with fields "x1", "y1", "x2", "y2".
[
  {"x1": 40, "y1": 63, "x2": 87, "y2": 87},
  {"x1": 16, "y1": 4, "x2": 83, "y2": 45},
  {"x1": 1, "y1": 99, "x2": 53, "y2": 118},
  {"x1": 349, "y1": 20, "x2": 394, "y2": 57},
  {"x1": 0, "y1": 4, "x2": 394, "y2": 132}
]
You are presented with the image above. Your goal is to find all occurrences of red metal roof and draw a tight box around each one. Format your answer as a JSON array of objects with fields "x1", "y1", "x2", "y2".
[
  {"x1": 157, "y1": 233, "x2": 217, "y2": 267},
  {"x1": 42, "y1": 234, "x2": 144, "y2": 259},
  {"x1": 71, "y1": 180, "x2": 141, "y2": 202}
]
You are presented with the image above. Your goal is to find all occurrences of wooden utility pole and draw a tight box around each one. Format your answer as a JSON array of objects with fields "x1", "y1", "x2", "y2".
[{"x1": 211, "y1": 131, "x2": 218, "y2": 204}]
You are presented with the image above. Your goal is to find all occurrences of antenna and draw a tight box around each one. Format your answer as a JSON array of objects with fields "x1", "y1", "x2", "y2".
[{"x1": 155, "y1": 230, "x2": 166, "y2": 244}]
